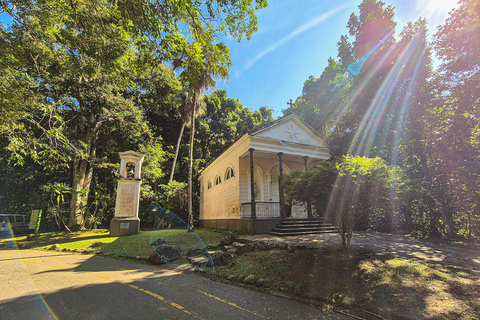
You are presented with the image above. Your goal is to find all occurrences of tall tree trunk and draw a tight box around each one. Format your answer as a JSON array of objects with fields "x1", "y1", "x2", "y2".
[
  {"x1": 188, "y1": 97, "x2": 196, "y2": 229},
  {"x1": 69, "y1": 159, "x2": 92, "y2": 229},
  {"x1": 68, "y1": 113, "x2": 97, "y2": 230},
  {"x1": 169, "y1": 123, "x2": 185, "y2": 182}
]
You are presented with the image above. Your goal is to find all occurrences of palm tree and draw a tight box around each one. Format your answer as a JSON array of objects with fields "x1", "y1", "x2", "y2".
[
  {"x1": 185, "y1": 76, "x2": 217, "y2": 229},
  {"x1": 169, "y1": 90, "x2": 206, "y2": 183},
  {"x1": 179, "y1": 42, "x2": 229, "y2": 229}
]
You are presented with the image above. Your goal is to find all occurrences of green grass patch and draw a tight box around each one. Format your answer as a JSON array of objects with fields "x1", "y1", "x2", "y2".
[{"x1": 8, "y1": 228, "x2": 228, "y2": 260}]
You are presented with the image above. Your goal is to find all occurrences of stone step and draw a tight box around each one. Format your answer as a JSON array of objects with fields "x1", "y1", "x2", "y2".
[
  {"x1": 268, "y1": 229, "x2": 338, "y2": 237},
  {"x1": 274, "y1": 223, "x2": 330, "y2": 228},
  {"x1": 272, "y1": 226, "x2": 337, "y2": 232},
  {"x1": 268, "y1": 218, "x2": 337, "y2": 236},
  {"x1": 280, "y1": 219, "x2": 324, "y2": 223}
]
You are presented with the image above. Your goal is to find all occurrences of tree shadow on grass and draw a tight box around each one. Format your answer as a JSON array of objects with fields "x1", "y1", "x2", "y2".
[{"x1": 19, "y1": 233, "x2": 111, "y2": 248}]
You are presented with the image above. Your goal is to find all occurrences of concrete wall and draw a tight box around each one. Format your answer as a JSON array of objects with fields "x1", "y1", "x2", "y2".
[
  {"x1": 199, "y1": 139, "x2": 247, "y2": 221},
  {"x1": 199, "y1": 218, "x2": 282, "y2": 234}
]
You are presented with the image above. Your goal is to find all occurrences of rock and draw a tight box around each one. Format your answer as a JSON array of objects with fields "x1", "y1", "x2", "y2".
[
  {"x1": 83, "y1": 248, "x2": 93, "y2": 254},
  {"x1": 49, "y1": 244, "x2": 60, "y2": 251},
  {"x1": 187, "y1": 248, "x2": 206, "y2": 256},
  {"x1": 233, "y1": 242, "x2": 253, "y2": 255},
  {"x1": 210, "y1": 250, "x2": 234, "y2": 266},
  {"x1": 274, "y1": 243, "x2": 288, "y2": 250},
  {"x1": 253, "y1": 242, "x2": 270, "y2": 251},
  {"x1": 148, "y1": 252, "x2": 165, "y2": 264},
  {"x1": 237, "y1": 238, "x2": 253, "y2": 244},
  {"x1": 187, "y1": 257, "x2": 212, "y2": 267},
  {"x1": 293, "y1": 282, "x2": 304, "y2": 295},
  {"x1": 256, "y1": 278, "x2": 267, "y2": 287},
  {"x1": 220, "y1": 232, "x2": 239, "y2": 246},
  {"x1": 243, "y1": 275, "x2": 255, "y2": 284},
  {"x1": 91, "y1": 242, "x2": 106, "y2": 248},
  {"x1": 149, "y1": 245, "x2": 182, "y2": 264},
  {"x1": 150, "y1": 237, "x2": 166, "y2": 246},
  {"x1": 227, "y1": 275, "x2": 237, "y2": 281},
  {"x1": 237, "y1": 275, "x2": 246, "y2": 282}
]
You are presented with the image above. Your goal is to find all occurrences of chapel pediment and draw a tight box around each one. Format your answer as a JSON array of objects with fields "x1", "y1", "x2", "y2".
[{"x1": 250, "y1": 114, "x2": 328, "y2": 149}]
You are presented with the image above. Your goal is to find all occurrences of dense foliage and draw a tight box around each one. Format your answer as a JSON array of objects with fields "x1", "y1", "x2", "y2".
[
  {"x1": 284, "y1": 0, "x2": 480, "y2": 242},
  {"x1": 1, "y1": 0, "x2": 478, "y2": 242},
  {"x1": 0, "y1": 0, "x2": 269, "y2": 230}
]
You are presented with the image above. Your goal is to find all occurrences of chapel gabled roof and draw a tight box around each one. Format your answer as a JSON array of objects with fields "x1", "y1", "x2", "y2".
[{"x1": 249, "y1": 114, "x2": 329, "y2": 149}]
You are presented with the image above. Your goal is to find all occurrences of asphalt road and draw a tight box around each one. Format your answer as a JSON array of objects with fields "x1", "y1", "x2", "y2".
[{"x1": 0, "y1": 240, "x2": 346, "y2": 320}]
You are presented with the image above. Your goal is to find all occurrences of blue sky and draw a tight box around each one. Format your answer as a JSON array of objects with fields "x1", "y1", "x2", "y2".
[
  {"x1": 216, "y1": 0, "x2": 459, "y2": 117},
  {"x1": 1, "y1": 0, "x2": 458, "y2": 117}
]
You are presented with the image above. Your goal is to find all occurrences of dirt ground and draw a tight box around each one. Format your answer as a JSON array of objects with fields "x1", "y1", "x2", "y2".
[
  {"x1": 240, "y1": 231, "x2": 480, "y2": 271},
  {"x1": 227, "y1": 232, "x2": 480, "y2": 319}
]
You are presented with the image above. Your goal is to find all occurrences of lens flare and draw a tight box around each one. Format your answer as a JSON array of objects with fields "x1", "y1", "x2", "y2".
[
  {"x1": 145, "y1": 205, "x2": 214, "y2": 273},
  {"x1": 1, "y1": 224, "x2": 60, "y2": 319},
  {"x1": 348, "y1": 30, "x2": 394, "y2": 76}
]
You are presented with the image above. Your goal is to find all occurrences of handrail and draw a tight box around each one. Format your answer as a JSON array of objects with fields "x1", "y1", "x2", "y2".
[{"x1": 241, "y1": 202, "x2": 281, "y2": 219}]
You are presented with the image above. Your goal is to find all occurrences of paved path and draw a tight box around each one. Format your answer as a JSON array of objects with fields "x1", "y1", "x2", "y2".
[
  {"x1": 240, "y1": 231, "x2": 480, "y2": 271},
  {"x1": 0, "y1": 247, "x2": 347, "y2": 320}
]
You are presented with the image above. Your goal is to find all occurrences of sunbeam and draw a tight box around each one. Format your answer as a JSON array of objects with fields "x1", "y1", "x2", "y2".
[{"x1": 323, "y1": 24, "x2": 433, "y2": 245}]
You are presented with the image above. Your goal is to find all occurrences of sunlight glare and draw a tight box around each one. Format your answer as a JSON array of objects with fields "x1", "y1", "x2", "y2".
[{"x1": 415, "y1": 0, "x2": 458, "y2": 26}]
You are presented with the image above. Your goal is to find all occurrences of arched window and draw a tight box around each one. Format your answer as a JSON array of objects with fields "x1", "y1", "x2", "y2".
[
  {"x1": 225, "y1": 166, "x2": 235, "y2": 181},
  {"x1": 207, "y1": 180, "x2": 212, "y2": 189},
  {"x1": 214, "y1": 173, "x2": 221, "y2": 186}
]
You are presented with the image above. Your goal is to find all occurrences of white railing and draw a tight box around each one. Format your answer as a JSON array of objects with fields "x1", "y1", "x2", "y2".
[{"x1": 241, "y1": 202, "x2": 280, "y2": 219}]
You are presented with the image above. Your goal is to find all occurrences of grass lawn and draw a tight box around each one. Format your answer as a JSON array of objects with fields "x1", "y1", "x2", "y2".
[{"x1": 3, "y1": 228, "x2": 228, "y2": 260}]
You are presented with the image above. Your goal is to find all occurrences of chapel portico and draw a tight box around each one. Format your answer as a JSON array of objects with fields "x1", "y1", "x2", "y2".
[{"x1": 199, "y1": 115, "x2": 330, "y2": 234}]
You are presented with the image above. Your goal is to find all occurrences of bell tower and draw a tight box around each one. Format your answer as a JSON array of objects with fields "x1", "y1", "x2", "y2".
[{"x1": 110, "y1": 150, "x2": 144, "y2": 236}]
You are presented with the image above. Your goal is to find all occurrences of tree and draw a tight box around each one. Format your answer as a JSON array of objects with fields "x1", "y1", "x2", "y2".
[
  {"x1": 169, "y1": 89, "x2": 206, "y2": 182},
  {"x1": 429, "y1": 0, "x2": 480, "y2": 238},
  {"x1": 283, "y1": 58, "x2": 351, "y2": 158},
  {"x1": 196, "y1": 90, "x2": 271, "y2": 164},
  {"x1": 1, "y1": 0, "x2": 267, "y2": 229},
  {"x1": 179, "y1": 31, "x2": 230, "y2": 229},
  {"x1": 284, "y1": 156, "x2": 403, "y2": 253},
  {"x1": 1, "y1": 1, "x2": 154, "y2": 229}
]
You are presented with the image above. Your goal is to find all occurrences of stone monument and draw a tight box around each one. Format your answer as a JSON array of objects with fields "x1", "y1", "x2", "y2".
[{"x1": 110, "y1": 150, "x2": 144, "y2": 236}]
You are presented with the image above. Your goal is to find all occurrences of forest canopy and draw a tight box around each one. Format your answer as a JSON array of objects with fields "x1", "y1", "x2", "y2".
[
  {"x1": 283, "y1": 0, "x2": 480, "y2": 242},
  {"x1": 1, "y1": 0, "x2": 479, "y2": 242}
]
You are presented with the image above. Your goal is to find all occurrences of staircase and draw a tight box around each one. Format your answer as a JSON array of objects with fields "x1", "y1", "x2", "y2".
[{"x1": 268, "y1": 218, "x2": 337, "y2": 236}]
